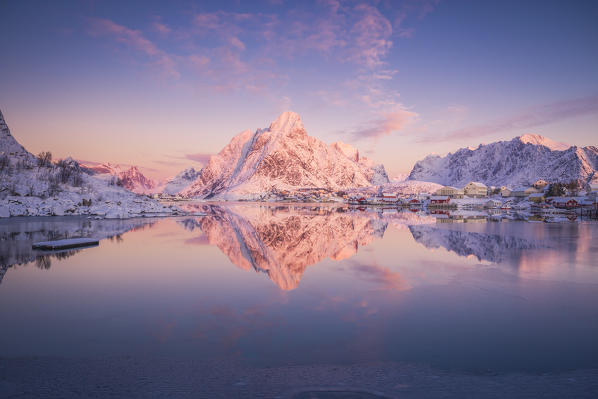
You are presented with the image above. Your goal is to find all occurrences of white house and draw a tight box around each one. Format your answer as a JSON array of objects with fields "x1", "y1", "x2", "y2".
[
  {"x1": 434, "y1": 186, "x2": 465, "y2": 198},
  {"x1": 464, "y1": 182, "x2": 488, "y2": 198}
]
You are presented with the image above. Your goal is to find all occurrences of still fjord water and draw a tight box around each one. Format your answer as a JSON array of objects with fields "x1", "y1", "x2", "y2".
[{"x1": 1, "y1": 204, "x2": 597, "y2": 373}]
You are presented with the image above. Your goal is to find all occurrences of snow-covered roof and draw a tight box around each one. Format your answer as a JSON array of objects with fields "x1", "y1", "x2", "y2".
[
  {"x1": 430, "y1": 195, "x2": 450, "y2": 200},
  {"x1": 466, "y1": 181, "x2": 487, "y2": 188},
  {"x1": 528, "y1": 193, "x2": 545, "y2": 198}
]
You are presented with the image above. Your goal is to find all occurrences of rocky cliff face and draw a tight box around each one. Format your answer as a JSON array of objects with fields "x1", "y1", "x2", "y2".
[
  {"x1": 0, "y1": 109, "x2": 35, "y2": 162},
  {"x1": 408, "y1": 135, "x2": 598, "y2": 187},
  {"x1": 183, "y1": 112, "x2": 389, "y2": 199}
]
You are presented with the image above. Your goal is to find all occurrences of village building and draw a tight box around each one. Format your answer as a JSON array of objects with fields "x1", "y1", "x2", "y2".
[
  {"x1": 528, "y1": 193, "x2": 545, "y2": 203},
  {"x1": 500, "y1": 187, "x2": 512, "y2": 197},
  {"x1": 429, "y1": 195, "x2": 451, "y2": 205},
  {"x1": 551, "y1": 197, "x2": 579, "y2": 209},
  {"x1": 381, "y1": 192, "x2": 398, "y2": 202},
  {"x1": 434, "y1": 186, "x2": 464, "y2": 198},
  {"x1": 533, "y1": 179, "x2": 549, "y2": 190},
  {"x1": 510, "y1": 186, "x2": 540, "y2": 197},
  {"x1": 485, "y1": 199, "x2": 502, "y2": 208},
  {"x1": 464, "y1": 182, "x2": 488, "y2": 198}
]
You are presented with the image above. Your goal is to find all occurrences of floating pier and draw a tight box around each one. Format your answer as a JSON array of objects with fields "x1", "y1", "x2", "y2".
[{"x1": 32, "y1": 238, "x2": 99, "y2": 250}]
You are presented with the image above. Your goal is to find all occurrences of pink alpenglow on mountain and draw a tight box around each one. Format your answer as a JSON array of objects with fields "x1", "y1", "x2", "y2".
[
  {"x1": 182, "y1": 111, "x2": 389, "y2": 200},
  {"x1": 80, "y1": 162, "x2": 158, "y2": 194}
]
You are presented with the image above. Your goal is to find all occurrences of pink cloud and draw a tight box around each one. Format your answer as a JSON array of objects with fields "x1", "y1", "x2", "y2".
[
  {"x1": 349, "y1": 108, "x2": 418, "y2": 139},
  {"x1": 349, "y1": 4, "x2": 393, "y2": 68},
  {"x1": 431, "y1": 95, "x2": 598, "y2": 142},
  {"x1": 88, "y1": 18, "x2": 179, "y2": 78},
  {"x1": 185, "y1": 153, "x2": 212, "y2": 164},
  {"x1": 228, "y1": 36, "x2": 246, "y2": 51},
  {"x1": 152, "y1": 21, "x2": 171, "y2": 35}
]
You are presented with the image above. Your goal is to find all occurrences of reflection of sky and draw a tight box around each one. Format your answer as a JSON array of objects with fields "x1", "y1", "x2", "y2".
[
  {"x1": 0, "y1": 212, "x2": 597, "y2": 372},
  {"x1": 1, "y1": 1, "x2": 597, "y2": 179}
]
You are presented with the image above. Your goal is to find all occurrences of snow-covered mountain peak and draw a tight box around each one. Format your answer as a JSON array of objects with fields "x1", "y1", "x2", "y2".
[
  {"x1": 268, "y1": 111, "x2": 305, "y2": 136},
  {"x1": 518, "y1": 134, "x2": 570, "y2": 151},
  {"x1": 182, "y1": 112, "x2": 389, "y2": 199}
]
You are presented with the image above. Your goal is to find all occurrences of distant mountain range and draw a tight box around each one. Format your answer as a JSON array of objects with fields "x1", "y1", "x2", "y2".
[
  {"x1": 182, "y1": 111, "x2": 389, "y2": 200},
  {"x1": 408, "y1": 134, "x2": 598, "y2": 188},
  {"x1": 79, "y1": 162, "x2": 159, "y2": 194}
]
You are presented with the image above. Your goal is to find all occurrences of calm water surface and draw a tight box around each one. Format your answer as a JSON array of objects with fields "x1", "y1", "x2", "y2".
[{"x1": 1, "y1": 203, "x2": 597, "y2": 373}]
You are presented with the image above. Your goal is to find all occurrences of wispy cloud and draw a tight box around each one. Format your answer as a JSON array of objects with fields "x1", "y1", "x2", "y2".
[
  {"x1": 430, "y1": 95, "x2": 598, "y2": 142},
  {"x1": 185, "y1": 153, "x2": 212, "y2": 164},
  {"x1": 88, "y1": 18, "x2": 179, "y2": 78},
  {"x1": 348, "y1": 108, "x2": 418, "y2": 140},
  {"x1": 86, "y1": 2, "x2": 437, "y2": 121}
]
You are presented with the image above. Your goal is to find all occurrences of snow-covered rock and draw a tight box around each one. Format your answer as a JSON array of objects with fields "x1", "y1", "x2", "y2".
[
  {"x1": 162, "y1": 167, "x2": 201, "y2": 195},
  {"x1": 408, "y1": 135, "x2": 598, "y2": 187},
  {"x1": 0, "y1": 108, "x2": 179, "y2": 218},
  {"x1": 80, "y1": 162, "x2": 159, "y2": 194},
  {"x1": 182, "y1": 111, "x2": 389, "y2": 200}
]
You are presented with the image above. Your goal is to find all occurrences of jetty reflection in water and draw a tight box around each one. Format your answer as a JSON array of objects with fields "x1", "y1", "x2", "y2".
[{"x1": 0, "y1": 204, "x2": 597, "y2": 372}]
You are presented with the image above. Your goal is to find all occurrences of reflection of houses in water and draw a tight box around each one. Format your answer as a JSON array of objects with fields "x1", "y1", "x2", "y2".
[{"x1": 432, "y1": 210, "x2": 488, "y2": 224}]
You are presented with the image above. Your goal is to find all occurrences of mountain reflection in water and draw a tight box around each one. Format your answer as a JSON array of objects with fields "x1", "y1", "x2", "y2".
[
  {"x1": 2, "y1": 205, "x2": 596, "y2": 290},
  {"x1": 1, "y1": 204, "x2": 597, "y2": 373}
]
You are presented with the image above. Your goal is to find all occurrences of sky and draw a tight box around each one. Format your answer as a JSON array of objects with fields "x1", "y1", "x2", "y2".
[{"x1": 1, "y1": 0, "x2": 597, "y2": 180}]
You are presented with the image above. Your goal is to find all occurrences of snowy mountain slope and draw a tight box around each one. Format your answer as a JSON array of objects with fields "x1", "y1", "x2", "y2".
[
  {"x1": 518, "y1": 134, "x2": 570, "y2": 151},
  {"x1": 408, "y1": 135, "x2": 598, "y2": 187},
  {"x1": 182, "y1": 111, "x2": 389, "y2": 200},
  {"x1": 0, "y1": 109, "x2": 178, "y2": 218},
  {"x1": 80, "y1": 162, "x2": 159, "y2": 194},
  {"x1": 162, "y1": 167, "x2": 200, "y2": 195}
]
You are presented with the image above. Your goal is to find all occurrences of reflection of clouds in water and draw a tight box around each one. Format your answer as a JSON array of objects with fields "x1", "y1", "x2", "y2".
[{"x1": 349, "y1": 261, "x2": 411, "y2": 291}]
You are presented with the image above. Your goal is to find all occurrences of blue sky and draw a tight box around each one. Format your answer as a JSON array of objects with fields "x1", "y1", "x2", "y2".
[{"x1": 1, "y1": 0, "x2": 597, "y2": 179}]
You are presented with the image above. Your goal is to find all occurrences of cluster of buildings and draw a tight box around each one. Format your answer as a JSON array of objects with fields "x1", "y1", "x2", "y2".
[{"x1": 348, "y1": 180, "x2": 598, "y2": 213}]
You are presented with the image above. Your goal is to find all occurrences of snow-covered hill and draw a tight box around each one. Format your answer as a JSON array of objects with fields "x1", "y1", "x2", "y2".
[
  {"x1": 0, "y1": 109, "x2": 178, "y2": 218},
  {"x1": 80, "y1": 162, "x2": 159, "y2": 194},
  {"x1": 182, "y1": 111, "x2": 389, "y2": 200},
  {"x1": 408, "y1": 134, "x2": 598, "y2": 187},
  {"x1": 162, "y1": 167, "x2": 200, "y2": 195}
]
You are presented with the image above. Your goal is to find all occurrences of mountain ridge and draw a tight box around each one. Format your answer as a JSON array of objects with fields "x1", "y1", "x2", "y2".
[
  {"x1": 183, "y1": 111, "x2": 389, "y2": 200},
  {"x1": 408, "y1": 134, "x2": 597, "y2": 187}
]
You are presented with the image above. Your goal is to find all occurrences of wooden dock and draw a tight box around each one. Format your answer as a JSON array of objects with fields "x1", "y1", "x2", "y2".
[{"x1": 32, "y1": 238, "x2": 99, "y2": 250}]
